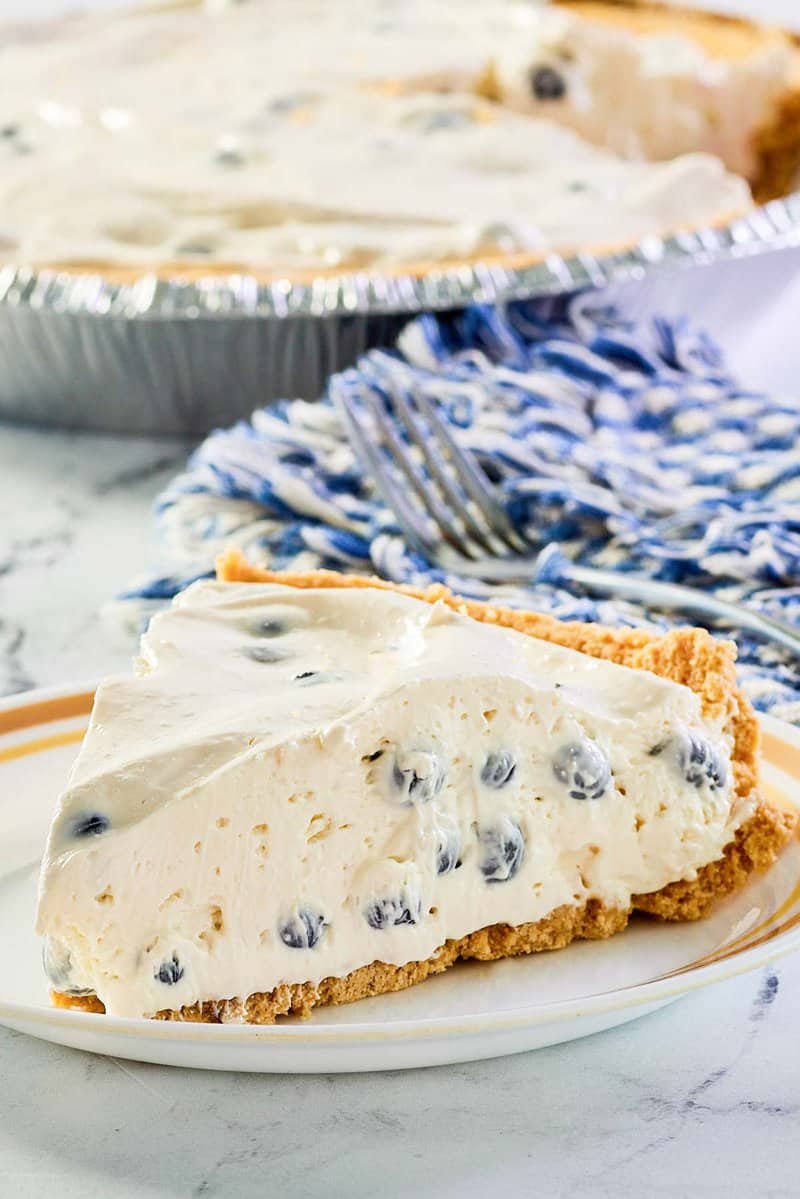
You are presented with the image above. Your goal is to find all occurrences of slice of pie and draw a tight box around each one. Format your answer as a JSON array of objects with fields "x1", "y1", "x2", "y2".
[{"x1": 37, "y1": 550, "x2": 796, "y2": 1023}]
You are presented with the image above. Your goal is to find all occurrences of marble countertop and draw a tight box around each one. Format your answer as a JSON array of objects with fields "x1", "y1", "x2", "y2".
[{"x1": 2, "y1": 362, "x2": 800, "y2": 1198}]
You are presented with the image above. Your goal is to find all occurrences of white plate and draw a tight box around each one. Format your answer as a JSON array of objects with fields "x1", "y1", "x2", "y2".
[{"x1": 1, "y1": 683, "x2": 799, "y2": 1073}]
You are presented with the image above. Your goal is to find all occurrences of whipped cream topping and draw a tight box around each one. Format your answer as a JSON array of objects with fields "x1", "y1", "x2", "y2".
[
  {"x1": 0, "y1": 0, "x2": 787, "y2": 271},
  {"x1": 36, "y1": 581, "x2": 754, "y2": 1019}
]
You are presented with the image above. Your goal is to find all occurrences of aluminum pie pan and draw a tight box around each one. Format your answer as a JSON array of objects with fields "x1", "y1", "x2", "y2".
[{"x1": 2, "y1": 191, "x2": 800, "y2": 435}]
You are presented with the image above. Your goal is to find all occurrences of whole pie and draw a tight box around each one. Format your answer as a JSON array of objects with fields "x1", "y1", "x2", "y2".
[
  {"x1": 2, "y1": 0, "x2": 800, "y2": 280},
  {"x1": 37, "y1": 552, "x2": 796, "y2": 1023}
]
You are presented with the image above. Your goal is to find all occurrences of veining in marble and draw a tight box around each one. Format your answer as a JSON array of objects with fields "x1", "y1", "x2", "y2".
[{"x1": 0, "y1": 427, "x2": 189, "y2": 696}]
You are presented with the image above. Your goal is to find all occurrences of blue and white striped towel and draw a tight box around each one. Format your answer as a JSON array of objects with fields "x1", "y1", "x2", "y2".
[{"x1": 126, "y1": 294, "x2": 800, "y2": 723}]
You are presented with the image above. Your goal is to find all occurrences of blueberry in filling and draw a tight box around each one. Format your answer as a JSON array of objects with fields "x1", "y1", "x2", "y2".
[
  {"x1": 155, "y1": 953, "x2": 184, "y2": 985},
  {"x1": 176, "y1": 241, "x2": 213, "y2": 256},
  {"x1": 435, "y1": 827, "x2": 461, "y2": 875},
  {"x1": 364, "y1": 892, "x2": 422, "y2": 929},
  {"x1": 683, "y1": 736, "x2": 726, "y2": 791},
  {"x1": 42, "y1": 938, "x2": 70, "y2": 988},
  {"x1": 476, "y1": 818, "x2": 525, "y2": 883},
  {"x1": 650, "y1": 731, "x2": 727, "y2": 793},
  {"x1": 69, "y1": 812, "x2": 110, "y2": 838},
  {"x1": 243, "y1": 645, "x2": 287, "y2": 664},
  {"x1": 251, "y1": 618, "x2": 287, "y2": 638},
  {"x1": 529, "y1": 64, "x2": 566, "y2": 101},
  {"x1": 42, "y1": 937, "x2": 93, "y2": 995},
  {"x1": 481, "y1": 750, "x2": 516, "y2": 789},
  {"x1": 279, "y1": 907, "x2": 327, "y2": 949},
  {"x1": 417, "y1": 109, "x2": 471, "y2": 133},
  {"x1": 392, "y1": 748, "x2": 445, "y2": 805},
  {"x1": 214, "y1": 144, "x2": 245, "y2": 167},
  {"x1": 552, "y1": 740, "x2": 610, "y2": 800},
  {"x1": 269, "y1": 91, "x2": 318, "y2": 114},
  {"x1": 294, "y1": 670, "x2": 319, "y2": 681}
]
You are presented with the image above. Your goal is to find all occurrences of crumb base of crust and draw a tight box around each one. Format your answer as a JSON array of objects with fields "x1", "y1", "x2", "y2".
[{"x1": 50, "y1": 555, "x2": 797, "y2": 1023}]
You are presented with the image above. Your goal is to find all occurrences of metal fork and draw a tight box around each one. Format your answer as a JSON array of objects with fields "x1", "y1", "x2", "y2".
[{"x1": 332, "y1": 375, "x2": 800, "y2": 657}]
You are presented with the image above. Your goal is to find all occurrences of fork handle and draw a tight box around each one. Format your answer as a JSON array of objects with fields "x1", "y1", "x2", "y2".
[{"x1": 451, "y1": 556, "x2": 800, "y2": 657}]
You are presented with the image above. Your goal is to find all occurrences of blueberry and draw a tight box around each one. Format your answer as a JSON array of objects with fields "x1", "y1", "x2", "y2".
[
  {"x1": 418, "y1": 110, "x2": 471, "y2": 133},
  {"x1": 251, "y1": 618, "x2": 287, "y2": 638},
  {"x1": 279, "y1": 908, "x2": 326, "y2": 949},
  {"x1": 392, "y1": 748, "x2": 445, "y2": 805},
  {"x1": 435, "y1": 827, "x2": 461, "y2": 875},
  {"x1": 42, "y1": 937, "x2": 93, "y2": 995},
  {"x1": 684, "y1": 738, "x2": 727, "y2": 792},
  {"x1": 243, "y1": 645, "x2": 287, "y2": 664},
  {"x1": 155, "y1": 953, "x2": 184, "y2": 985},
  {"x1": 364, "y1": 892, "x2": 422, "y2": 929},
  {"x1": 552, "y1": 740, "x2": 610, "y2": 800},
  {"x1": 1, "y1": 124, "x2": 19, "y2": 139},
  {"x1": 269, "y1": 91, "x2": 318, "y2": 113},
  {"x1": 176, "y1": 241, "x2": 213, "y2": 256},
  {"x1": 650, "y1": 731, "x2": 727, "y2": 793},
  {"x1": 294, "y1": 670, "x2": 318, "y2": 681},
  {"x1": 69, "y1": 812, "x2": 110, "y2": 838},
  {"x1": 529, "y1": 64, "x2": 566, "y2": 100},
  {"x1": 214, "y1": 143, "x2": 245, "y2": 167},
  {"x1": 477, "y1": 817, "x2": 525, "y2": 883},
  {"x1": 481, "y1": 750, "x2": 516, "y2": 788}
]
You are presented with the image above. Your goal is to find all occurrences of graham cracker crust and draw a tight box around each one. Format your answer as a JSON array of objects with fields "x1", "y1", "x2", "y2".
[{"x1": 52, "y1": 555, "x2": 797, "y2": 1023}]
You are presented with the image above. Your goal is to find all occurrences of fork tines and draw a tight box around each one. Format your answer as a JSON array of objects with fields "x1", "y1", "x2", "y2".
[{"x1": 332, "y1": 372, "x2": 526, "y2": 562}]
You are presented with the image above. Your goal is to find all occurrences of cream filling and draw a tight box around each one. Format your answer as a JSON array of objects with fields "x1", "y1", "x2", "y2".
[
  {"x1": 36, "y1": 581, "x2": 754, "y2": 1019},
  {"x1": 0, "y1": 0, "x2": 791, "y2": 270},
  {"x1": 494, "y1": 12, "x2": 795, "y2": 180}
]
